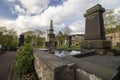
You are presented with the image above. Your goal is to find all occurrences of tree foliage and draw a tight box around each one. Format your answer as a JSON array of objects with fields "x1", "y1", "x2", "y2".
[
  {"x1": 105, "y1": 25, "x2": 120, "y2": 34},
  {"x1": 0, "y1": 27, "x2": 18, "y2": 50},
  {"x1": 104, "y1": 9, "x2": 120, "y2": 34},
  {"x1": 21, "y1": 30, "x2": 45, "y2": 46},
  {"x1": 104, "y1": 9, "x2": 117, "y2": 28},
  {"x1": 56, "y1": 27, "x2": 72, "y2": 46},
  {"x1": 62, "y1": 27, "x2": 72, "y2": 35}
]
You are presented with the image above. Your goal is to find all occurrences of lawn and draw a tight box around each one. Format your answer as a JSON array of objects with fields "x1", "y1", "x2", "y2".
[{"x1": 57, "y1": 45, "x2": 81, "y2": 51}]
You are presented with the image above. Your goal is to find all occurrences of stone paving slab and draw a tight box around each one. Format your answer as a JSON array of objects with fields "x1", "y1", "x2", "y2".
[
  {"x1": 64, "y1": 56, "x2": 119, "y2": 80},
  {"x1": 0, "y1": 52, "x2": 15, "y2": 80},
  {"x1": 81, "y1": 55, "x2": 120, "y2": 70}
]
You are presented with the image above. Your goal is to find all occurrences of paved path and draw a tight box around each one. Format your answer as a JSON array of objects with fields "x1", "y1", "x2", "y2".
[{"x1": 0, "y1": 52, "x2": 15, "y2": 80}]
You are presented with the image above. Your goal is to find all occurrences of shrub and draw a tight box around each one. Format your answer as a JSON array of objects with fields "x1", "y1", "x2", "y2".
[{"x1": 15, "y1": 44, "x2": 34, "y2": 76}]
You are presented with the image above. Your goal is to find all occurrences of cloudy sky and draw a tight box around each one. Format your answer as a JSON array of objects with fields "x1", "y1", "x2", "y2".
[{"x1": 0, "y1": 0, "x2": 120, "y2": 35}]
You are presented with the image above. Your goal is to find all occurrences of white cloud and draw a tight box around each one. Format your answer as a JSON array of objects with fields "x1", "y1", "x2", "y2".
[
  {"x1": 100, "y1": 0, "x2": 120, "y2": 9},
  {"x1": 18, "y1": 0, "x2": 49, "y2": 14},
  {"x1": 14, "y1": 5, "x2": 25, "y2": 15},
  {"x1": 2, "y1": 0, "x2": 120, "y2": 35},
  {"x1": 70, "y1": 20, "x2": 85, "y2": 34}
]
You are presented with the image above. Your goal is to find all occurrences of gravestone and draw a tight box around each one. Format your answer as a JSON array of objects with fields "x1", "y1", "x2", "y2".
[
  {"x1": 67, "y1": 35, "x2": 72, "y2": 48},
  {"x1": 45, "y1": 20, "x2": 57, "y2": 49},
  {"x1": 18, "y1": 35, "x2": 24, "y2": 47},
  {"x1": 81, "y1": 4, "x2": 111, "y2": 55}
]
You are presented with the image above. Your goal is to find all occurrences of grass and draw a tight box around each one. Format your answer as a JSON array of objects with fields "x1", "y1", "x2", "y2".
[
  {"x1": 34, "y1": 45, "x2": 81, "y2": 51},
  {"x1": 57, "y1": 45, "x2": 81, "y2": 51},
  {"x1": 112, "y1": 46, "x2": 119, "y2": 49}
]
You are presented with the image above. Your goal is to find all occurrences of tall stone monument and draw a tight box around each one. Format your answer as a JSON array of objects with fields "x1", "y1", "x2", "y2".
[
  {"x1": 45, "y1": 20, "x2": 57, "y2": 49},
  {"x1": 81, "y1": 4, "x2": 111, "y2": 55}
]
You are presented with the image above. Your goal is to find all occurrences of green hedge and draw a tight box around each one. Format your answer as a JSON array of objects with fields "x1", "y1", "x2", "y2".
[{"x1": 15, "y1": 44, "x2": 34, "y2": 76}]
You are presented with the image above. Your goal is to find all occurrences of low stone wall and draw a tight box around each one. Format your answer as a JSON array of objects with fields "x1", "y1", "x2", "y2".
[{"x1": 34, "y1": 49, "x2": 75, "y2": 80}]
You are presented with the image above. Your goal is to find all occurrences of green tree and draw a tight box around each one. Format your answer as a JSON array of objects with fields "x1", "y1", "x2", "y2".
[
  {"x1": 22, "y1": 31, "x2": 35, "y2": 44},
  {"x1": 104, "y1": 9, "x2": 117, "y2": 28},
  {"x1": 34, "y1": 29, "x2": 45, "y2": 46},
  {"x1": 56, "y1": 31, "x2": 64, "y2": 46},
  {"x1": 0, "y1": 27, "x2": 18, "y2": 49},
  {"x1": 62, "y1": 27, "x2": 72, "y2": 35}
]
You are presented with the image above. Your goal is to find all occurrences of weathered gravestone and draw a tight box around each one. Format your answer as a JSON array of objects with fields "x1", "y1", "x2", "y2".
[
  {"x1": 18, "y1": 35, "x2": 24, "y2": 47},
  {"x1": 81, "y1": 4, "x2": 111, "y2": 55},
  {"x1": 45, "y1": 20, "x2": 57, "y2": 49},
  {"x1": 66, "y1": 35, "x2": 72, "y2": 48}
]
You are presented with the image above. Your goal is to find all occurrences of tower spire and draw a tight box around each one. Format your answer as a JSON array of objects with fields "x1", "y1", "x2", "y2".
[
  {"x1": 50, "y1": 20, "x2": 53, "y2": 30},
  {"x1": 49, "y1": 20, "x2": 54, "y2": 34}
]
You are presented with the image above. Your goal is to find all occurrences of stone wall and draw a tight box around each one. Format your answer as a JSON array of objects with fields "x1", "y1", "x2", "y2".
[{"x1": 34, "y1": 49, "x2": 75, "y2": 80}]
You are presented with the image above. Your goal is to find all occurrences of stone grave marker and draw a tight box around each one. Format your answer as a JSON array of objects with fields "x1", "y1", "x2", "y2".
[
  {"x1": 18, "y1": 35, "x2": 24, "y2": 47},
  {"x1": 81, "y1": 4, "x2": 111, "y2": 55}
]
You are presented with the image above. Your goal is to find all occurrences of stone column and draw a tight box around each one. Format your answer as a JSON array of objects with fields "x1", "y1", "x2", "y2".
[{"x1": 81, "y1": 4, "x2": 111, "y2": 55}]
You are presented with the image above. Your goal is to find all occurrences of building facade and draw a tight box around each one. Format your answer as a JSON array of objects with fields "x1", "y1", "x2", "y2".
[{"x1": 106, "y1": 32, "x2": 120, "y2": 46}]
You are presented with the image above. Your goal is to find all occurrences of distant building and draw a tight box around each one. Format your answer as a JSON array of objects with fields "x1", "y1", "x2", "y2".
[
  {"x1": 71, "y1": 34, "x2": 85, "y2": 45},
  {"x1": 106, "y1": 32, "x2": 120, "y2": 46}
]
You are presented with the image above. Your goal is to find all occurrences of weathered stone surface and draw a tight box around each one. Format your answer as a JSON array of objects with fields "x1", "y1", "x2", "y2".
[
  {"x1": 64, "y1": 56, "x2": 120, "y2": 80},
  {"x1": 34, "y1": 48, "x2": 75, "y2": 80},
  {"x1": 84, "y1": 4, "x2": 105, "y2": 40},
  {"x1": 66, "y1": 35, "x2": 72, "y2": 48},
  {"x1": 81, "y1": 40, "x2": 111, "y2": 49},
  {"x1": 81, "y1": 55, "x2": 120, "y2": 70},
  {"x1": 81, "y1": 40, "x2": 111, "y2": 54}
]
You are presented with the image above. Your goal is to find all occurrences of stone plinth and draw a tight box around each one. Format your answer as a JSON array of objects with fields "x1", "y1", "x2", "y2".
[
  {"x1": 81, "y1": 4, "x2": 111, "y2": 54},
  {"x1": 45, "y1": 41, "x2": 57, "y2": 49},
  {"x1": 81, "y1": 40, "x2": 111, "y2": 55}
]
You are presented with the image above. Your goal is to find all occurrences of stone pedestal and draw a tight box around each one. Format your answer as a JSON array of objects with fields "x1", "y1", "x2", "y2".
[
  {"x1": 45, "y1": 41, "x2": 57, "y2": 49},
  {"x1": 81, "y1": 40, "x2": 111, "y2": 55}
]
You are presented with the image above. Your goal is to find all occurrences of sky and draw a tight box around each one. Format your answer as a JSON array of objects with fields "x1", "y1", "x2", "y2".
[{"x1": 0, "y1": 0, "x2": 120, "y2": 35}]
